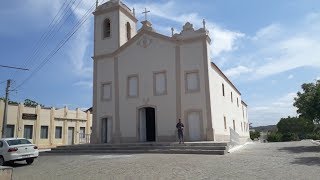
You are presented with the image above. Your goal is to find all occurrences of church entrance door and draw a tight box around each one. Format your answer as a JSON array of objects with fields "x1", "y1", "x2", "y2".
[
  {"x1": 101, "y1": 118, "x2": 112, "y2": 143},
  {"x1": 187, "y1": 111, "x2": 201, "y2": 141},
  {"x1": 139, "y1": 107, "x2": 156, "y2": 142}
]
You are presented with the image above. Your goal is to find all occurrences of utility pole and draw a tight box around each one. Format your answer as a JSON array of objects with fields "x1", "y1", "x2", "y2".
[
  {"x1": 0, "y1": 64, "x2": 28, "y2": 138},
  {"x1": 2, "y1": 79, "x2": 11, "y2": 138}
]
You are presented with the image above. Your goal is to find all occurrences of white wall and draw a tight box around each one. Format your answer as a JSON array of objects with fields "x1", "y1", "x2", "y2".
[
  {"x1": 180, "y1": 40, "x2": 208, "y2": 140},
  {"x1": 95, "y1": 58, "x2": 115, "y2": 141},
  {"x1": 119, "y1": 10, "x2": 137, "y2": 46},
  {"x1": 94, "y1": 11, "x2": 120, "y2": 56},
  {"x1": 208, "y1": 64, "x2": 250, "y2": 141},
  {"x1": 117, "y1": 35, "x2": 177, "y2": 139}
]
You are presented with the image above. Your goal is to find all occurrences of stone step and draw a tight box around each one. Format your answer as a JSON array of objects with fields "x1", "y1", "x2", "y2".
[
  {"x1": 53, "y1": 145, "x2": 228, "y2": 151},
  {"x1": 44, "y1": 149, "x2": 227, "y2": 155},
  {"x1": 57, "y1": 142, "x2": 229, "y2": 148}
]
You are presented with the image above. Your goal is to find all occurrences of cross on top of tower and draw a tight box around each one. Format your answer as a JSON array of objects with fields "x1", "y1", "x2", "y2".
[{"x1": 142, "y1": 8, "x2": 150, "y2": 21}]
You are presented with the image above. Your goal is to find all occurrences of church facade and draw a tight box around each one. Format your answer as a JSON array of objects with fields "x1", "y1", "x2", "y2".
[{"x1": 91, "y1": 0, "x2": 250, "y2": 144}]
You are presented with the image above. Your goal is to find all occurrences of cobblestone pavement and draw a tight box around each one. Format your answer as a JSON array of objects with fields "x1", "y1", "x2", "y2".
[{"x1": 12, "y1": 140, "x2": 320, "y2": 180}]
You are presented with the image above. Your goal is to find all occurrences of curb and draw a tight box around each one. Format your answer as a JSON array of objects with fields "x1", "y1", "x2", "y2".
[
  {"x1": 228, "y1": 142, "x2": 254, "y2": 153},
  {"x1": 310, "y1": 140, "x2": 320, "y2": 146}
]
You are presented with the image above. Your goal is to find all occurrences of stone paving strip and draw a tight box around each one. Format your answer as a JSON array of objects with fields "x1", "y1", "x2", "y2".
[{"x1": 12, "y1": 140, "x2": 320, "y2": 180}]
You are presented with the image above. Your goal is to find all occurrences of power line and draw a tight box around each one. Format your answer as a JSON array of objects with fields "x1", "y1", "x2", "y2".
[
  {"x1": 0, "y1": 65, "x2": 29, "y2": 71},
  {"x1": 12, "y1": 1, "x2": 97, "y2": 91},
  {"x1": 8, "y1": 0, "x2": 73, "y2": 80}
]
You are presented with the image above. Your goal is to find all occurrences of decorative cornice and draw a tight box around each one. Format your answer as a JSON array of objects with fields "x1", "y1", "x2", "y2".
[
  {"x1": 137, "y1": 35, "x2": 152, "y2": 48},
  {"x1": 93, "y1": 4, "x2": 138, "y2": 23},
  {"x1": 92, "y1": 30, "x2": 210, "y2": 61}
]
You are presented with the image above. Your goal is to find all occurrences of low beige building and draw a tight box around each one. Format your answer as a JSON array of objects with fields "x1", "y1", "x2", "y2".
[{"x1": 0, "y1": 100, "x2": 92, "y2": 148}]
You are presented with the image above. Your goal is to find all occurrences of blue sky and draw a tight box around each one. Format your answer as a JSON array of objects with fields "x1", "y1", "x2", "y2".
[{"x1": 0, "y1": 0, "x2": 320, "y2": 126}]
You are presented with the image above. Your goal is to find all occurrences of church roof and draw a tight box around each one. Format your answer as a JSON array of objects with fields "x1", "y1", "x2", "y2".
[
  {"x1": 210, "y1": 62, "x2": 242, "y2": 95},
  {"x1": 241, "y1": 101, "x2": 248, "y2": 107}
]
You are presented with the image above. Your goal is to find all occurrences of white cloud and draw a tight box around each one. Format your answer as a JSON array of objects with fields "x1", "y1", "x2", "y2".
[
  {"x1": 252, "y1": 24, "x2": 283, "y2": 42},
  {"x1": 249, "y1": 92, "x2": 297, "y2": 126},
  {"x1": 224, "y1": 65, "x2": 252, "y2": 78},
  {"x1": 228, "y1": 12, "x2": 320, "y2": 80},
  {"x1": 73, "y1": 81, "x2": 92, "y2": 88},
  {"x1": 129, "y1": 0, "x2": 244, "y2": 57},
  {"x1": 316, "y1": 76, "x2": 320, "y2": 80},
  {"x1": 288, "y1": 74, "x2": 294, "y2": 79}
]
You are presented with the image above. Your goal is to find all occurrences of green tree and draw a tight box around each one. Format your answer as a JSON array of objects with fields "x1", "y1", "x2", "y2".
[
  {"x1": 277, "y1": 116, "x2": 315, "y2": 140},
  {"x1": 293, "y1": 80, "x2": 320, "y2": 123},
  {"x1": 24, "y1": 99, "x2": 44, "y2": 107},
  {"x1": 277, "y1": 116, "x2": 314, "y2": 134}
]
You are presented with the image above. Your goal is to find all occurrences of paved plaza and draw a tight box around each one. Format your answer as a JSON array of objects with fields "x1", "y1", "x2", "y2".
[{"x1": 12, "y1": 140, "x2": 320, "y2": 180}]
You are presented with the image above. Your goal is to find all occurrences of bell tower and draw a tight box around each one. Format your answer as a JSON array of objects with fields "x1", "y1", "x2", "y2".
[{"x1": 93, "y1": 0, "x2": 138, "y2": 56}]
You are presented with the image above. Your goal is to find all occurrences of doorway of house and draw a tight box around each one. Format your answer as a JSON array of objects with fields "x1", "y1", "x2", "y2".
[
  {"x1": 68, "y1": 127, "x2": 74, "y2": 145},
  {"x1": 139, "y1": 107, "x2": 156, "y2": 142},
  {"x1": 101, "y1": 118, "x2": 112, "y2": 143}
]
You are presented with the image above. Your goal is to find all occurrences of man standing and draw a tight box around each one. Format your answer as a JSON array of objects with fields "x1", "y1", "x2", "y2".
[{"x1": 176, "y1": 119, "x2": 184, "y2": 144}]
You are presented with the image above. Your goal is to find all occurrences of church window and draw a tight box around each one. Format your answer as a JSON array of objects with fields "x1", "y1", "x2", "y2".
[
  {"x1": 101, "y1": 82, "x2": 112, "y2": 101},
  {"x1": 231, "y1": 92, "x2": 233, "y2": 102},
  {"x1": 222, "y1": 83, "x2": 225, "y2": 96},
  {"x1": 154, "y1": 71, "x2": 167, "y2": 96},
  {"x1": 127, "y1": 75, "x2": 138, "y2": 97},
  {"x1": 237, "y1": 97, "x2": 239, "y2": 107},
  {"x1": 185, "y1": 71, "x2": 200, "y2": 93},
  {"x1": 233, "y1": 120, "x2": 236, "y2": 131},
  {"x1": 103, "y1": 18, "x2": 111, "y2": 38},
  {"x1": 224, "y1": 116, "x2": 227, "y2": 130},
  {"x1": 241, "y1": 122, "x2": 243, "y2": 131},
  {"x1": 242, "y1": 105, "x2": 245, "y2": 119},
  {"x1": 126, "y1": 22, "x2": 131, "y2": 40}
]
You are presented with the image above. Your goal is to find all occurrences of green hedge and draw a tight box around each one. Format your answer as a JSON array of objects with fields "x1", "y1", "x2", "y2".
[
  {"x1": 267, "y1": 132, "x2": 320, "y2": 142},
  {"x1": 267, "y1": 132, "x2": 283, "y2": 142}
]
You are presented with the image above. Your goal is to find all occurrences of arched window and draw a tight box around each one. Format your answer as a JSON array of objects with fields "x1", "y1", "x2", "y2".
[
  {"x1": 103, "y1": 18, "x2": 111, "y2": 38},
  {"x1": 126, "y1": 22, "x2": 131, "y2": 40}
]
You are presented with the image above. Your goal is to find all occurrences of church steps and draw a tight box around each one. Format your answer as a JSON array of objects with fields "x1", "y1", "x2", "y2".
[
  {"x1": 57, "y1": 142, "x2": 229, "y2": 148},
  {"x1": 52, "y1": 146, "x2": 227, "y2": 151},
  {"x1": 44, "y1": 149, "x2": 227, "y2": 155},
  {"x1": 46, "y1": 142, "x2": 229, "y2": 155}
]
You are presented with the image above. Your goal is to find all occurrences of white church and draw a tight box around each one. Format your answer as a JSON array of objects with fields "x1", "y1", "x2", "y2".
[{"x1": 91, "y1": 0, "x2": 250, "y2": 144}]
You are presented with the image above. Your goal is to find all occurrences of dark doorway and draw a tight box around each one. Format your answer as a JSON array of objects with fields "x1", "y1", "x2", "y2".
[{"x1": 145, "y1": 107, "x2": 156, "y2": 141}]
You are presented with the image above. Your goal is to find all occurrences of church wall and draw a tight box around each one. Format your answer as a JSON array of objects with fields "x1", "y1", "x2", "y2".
[
  {"x1": 119, "y1": 11, "x2": 137, "y2": 47},
  {"x1": 209, "y1": 66, "x2": 250, "y2": 141},
  {"x1": 94, "y1": 11, "x2": 120, "y2": 56},
  {"x1": 95, "y1": 58, "x2": 115, "y2": 141},
  {"x1": 180, "y1": 40, "x2": 208, "y2": 141},
  {"x1": 117, "y1": 35, "x2": 177, "y2": 140}
]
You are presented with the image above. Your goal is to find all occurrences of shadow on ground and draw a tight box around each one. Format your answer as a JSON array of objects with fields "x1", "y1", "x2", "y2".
[
  {"x1": 4, "y1": 162, "x2": 28, "y2": 168},
  {"x1": 278, "y1": 145, "x2": 320, "y2": 153},
  {"x1": 291, "y1": 157, "x2": 320, "y2": 166}
]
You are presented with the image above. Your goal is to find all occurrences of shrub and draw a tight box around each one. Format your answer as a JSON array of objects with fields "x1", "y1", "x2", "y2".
[
  {"x1": 250, "y1": 131, "x2": 260, "y2": 140},
  {"x1": 282, "y1": 132, "x2": 299, "y2": 141},
  {"x1": 267, "y1": 132, "x2": 283, "y2": 142},
  {"x1": 306, "y1": 133, "x2": 320, "y2": 140}
]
